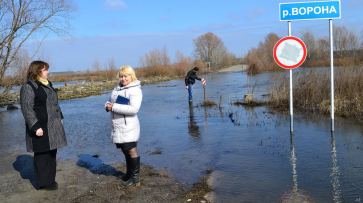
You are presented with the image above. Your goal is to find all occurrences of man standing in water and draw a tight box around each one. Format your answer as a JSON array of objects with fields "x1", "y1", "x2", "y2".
[{"x1": 185, "y1": 67, "x2": 202, "y2": 105}]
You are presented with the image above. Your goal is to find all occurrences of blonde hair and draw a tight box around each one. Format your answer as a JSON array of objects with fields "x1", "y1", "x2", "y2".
[{"x1": 118, "y1": 65, "x2": 137, "y2": 82}]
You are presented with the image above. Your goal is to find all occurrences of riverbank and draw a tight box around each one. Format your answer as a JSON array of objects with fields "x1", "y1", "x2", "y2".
[
  {"x1": 0, "y1": 64, "x2": 246, "y2": 107},
  {"x1": 217, "y1": 64, "x2": 248, "y2": 72},
  {"x1": 0, "y1": 75, "x2": 183, "y2": 107},
  {"x1": 0, "y1": 150, "x2": 213, "y2": 203}
]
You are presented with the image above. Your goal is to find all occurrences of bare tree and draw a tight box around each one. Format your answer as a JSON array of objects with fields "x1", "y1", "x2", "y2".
[
  {"x1": 347, "y1": 29, "x2": 359, "y2": 58},
  {"x1": 106, "y1": 57, "x2": 117, "y2": 80},
  {"x1": 316, "y1": 37, "x2": 330, "y2": 60},
  {"x1": 222, "y1": 52, "x2": 238, "y2": 67},
  {"x1": 301, "y1": 29, "x2": 316, "y2": 60},
  {"x1": 4, "y1": 48, "x2": 30, "y2": 85},
  {"x1": 0, "y1": 0, "x2": 77, "y2": 86},
  {"x1": 246, "y1": 47, "x2": 264, "y2": 73},
  {"x1": 245, "y1": 32, "x2": 280, "y2": 73},
  {"x1": 108, "y1": 57, "x2": 117, "y2": 71},
  {"x1": 173, "y1": 50, "x2": 190, "y2": 76},
  {"x1": 92, "y1": 59, "x2": 101, "y2": 72},
  {"x1": 210, "y1": 47, "x2": 226, "y2": 66},
  {"x1": 193, "y1": 32, "x2": 227, "y2": 67},
  {"x1": 139, "y1": 46, "x2": 170, "y2": 68},
  {"x1": 160, "y1": 46, "x2": 170, "y2": 66},
  {"x1": 258, "y1": 32, "x2": 280, "y2": 71},
  {"x1": 333, "y1": 26, "x2": 349, "y2": 58},
  {"x1": 174, "y1": 49, "x2": 185, "y2": 64}
]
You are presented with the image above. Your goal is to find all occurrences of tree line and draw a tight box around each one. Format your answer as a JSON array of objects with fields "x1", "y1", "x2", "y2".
[
  {"x1": 136, "y1": 32, "x2": 242, "y2": 78},
  {"x1": 246, "y1": 26, "x2": 363, "y2": 74},
  {"x1": 82, "y1": 32, "x2": 242, "y2": 82}
]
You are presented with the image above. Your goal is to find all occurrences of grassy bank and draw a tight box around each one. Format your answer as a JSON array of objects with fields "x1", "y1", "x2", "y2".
[
  {"x1": 0, "y1": 74, "x2": 184, "y2": 107},
  {"x1": 0, "y1": 60, "x2": 219, "y2": 106},
  {"x1": 267, "y1": 67, "x2": 363, "y2": 119},
  {"x1": 0, "y1": 80, "x2": 117, "y2": 107}
]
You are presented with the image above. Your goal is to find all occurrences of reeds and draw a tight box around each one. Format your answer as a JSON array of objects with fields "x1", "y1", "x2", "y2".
[
  {"x1": 135, "y1": 62, "x2": 206, "y2": 78},
  {"x1": 48, "y1": 62, "x2": 200, "y2": 83},
  {"x1": 268, "y1": 66, "x2": 363, "y2": 118},
  {"x1": 201, "y1": 100, "x2": 217, "y2": 107},
  {"x1": 49, "y1": 69, "x2": 118, "y2": 82}
]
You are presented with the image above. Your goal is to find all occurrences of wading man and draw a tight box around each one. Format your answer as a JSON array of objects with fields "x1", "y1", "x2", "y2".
[{"x1": 185, "y1": 67, "x2": 202, "y2": 105}]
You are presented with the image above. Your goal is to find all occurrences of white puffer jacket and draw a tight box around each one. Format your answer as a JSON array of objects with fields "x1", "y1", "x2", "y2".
[{"x1": 105, "y1": 80, "x2": 142, "y2": 144}]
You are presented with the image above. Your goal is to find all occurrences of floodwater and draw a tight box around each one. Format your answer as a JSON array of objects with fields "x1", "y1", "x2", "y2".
[{"x1": 1, "y1": 69, "x2": 363, "y2": 202}]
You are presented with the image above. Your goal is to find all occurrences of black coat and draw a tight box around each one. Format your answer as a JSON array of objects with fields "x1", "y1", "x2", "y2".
[
  {"x1": 20, "y1": 80, "x2": 67, "y2": 153},
  {"x1": 185, "y1": 70, "x2": 201, "y2": 86}
]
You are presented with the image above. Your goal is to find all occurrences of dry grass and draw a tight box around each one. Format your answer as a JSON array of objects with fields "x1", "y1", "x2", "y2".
[
  {"x1": 0, "y1": 75, "x2": 25, "y2": 87},
  {"x1": 47, "y1": 60, "x2": 206, "y2": 84},
  {"x1": 201, "y1": 100, "x2": 217, "y2": 107},
  {"x1": 234, "y1": 99, "x2": 264, "y2": 106},
  {"x1": 49, "y1": 69, "x2": 118, "y2": 82},
  {"x1": 268, "y1": 66, "x2": 363, "y2": 118},
  {"x1": 135, "y1": 61, "x2": 207, "y2": 79}
]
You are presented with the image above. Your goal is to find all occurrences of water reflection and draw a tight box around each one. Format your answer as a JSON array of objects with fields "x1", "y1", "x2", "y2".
[
  {"x1": 331, "y1": 132, "x2": 341, "y2": 202},
  {"x1": 204, "y1": 106, "x2": 208, "y2": 126},
  {"x1": 282, "y1": 134, "x2": 312, "y2": 202},
  {"x1": 188, "y1": 105, "x2": 201, "y2": 142}
]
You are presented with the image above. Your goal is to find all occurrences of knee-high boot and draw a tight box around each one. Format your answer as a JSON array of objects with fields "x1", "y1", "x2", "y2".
[
  {"x1": 122, "y1": 156, "x2": 131, "y2": 181},
  {"x1": 122, "y1": 156, "x2": 140, "y2": 187}
]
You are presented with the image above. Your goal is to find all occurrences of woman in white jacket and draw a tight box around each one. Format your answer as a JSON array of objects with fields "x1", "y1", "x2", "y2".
[{"x1": 105, "y1": 65, "x2": 142, "y2": 187}]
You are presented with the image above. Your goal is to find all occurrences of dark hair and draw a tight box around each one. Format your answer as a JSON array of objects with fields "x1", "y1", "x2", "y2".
[
  {"x1": 193, "y1": 67, "x2": 199, "y2": 71},
  {"x1": 26, "y1": 61, "x2": 49, "y2": 80}
]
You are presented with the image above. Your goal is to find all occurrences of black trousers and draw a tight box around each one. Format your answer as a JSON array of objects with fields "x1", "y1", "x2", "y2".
[{"x1": 34, "y1": 149, "x2": 57, "y2": 187}]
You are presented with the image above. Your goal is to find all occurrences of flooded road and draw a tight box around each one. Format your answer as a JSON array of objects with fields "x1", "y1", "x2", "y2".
[{"x1": 1, "y1": 70, "x2": 363, "y2": 202}]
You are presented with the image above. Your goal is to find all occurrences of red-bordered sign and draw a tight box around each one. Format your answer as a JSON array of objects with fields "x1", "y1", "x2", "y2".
[
  {"x1": 202, "y1": 78, "x2": 206, "y2": 85},
  {"x1": 273, "y1": 36, "x2": 307, "y2": 69}
]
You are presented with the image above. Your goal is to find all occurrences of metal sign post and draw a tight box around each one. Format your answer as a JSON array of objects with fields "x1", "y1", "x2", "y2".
[
  {"x1": 279, "y1": 0, "x2": 341, "y2": 132},
  {"x1": 273, "y1": 35, "x2": 307, "y2": 133},
  {"x1": 330, "y1": 19, "x2": 334, "y2": 131},
  {"x1": 288, "y1": 21, "x2": 293, "y2": 133}
]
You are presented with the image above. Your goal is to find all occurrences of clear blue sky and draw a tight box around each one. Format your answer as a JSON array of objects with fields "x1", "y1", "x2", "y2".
[{"x1": 26, "y1": 0, "x2": 363, "y2": 72}]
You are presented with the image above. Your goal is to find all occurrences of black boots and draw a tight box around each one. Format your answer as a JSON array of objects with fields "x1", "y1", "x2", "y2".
[
  {"x1": 122, "y1": 156, "x2": 140, "y2": 187},
  {"x1": 122, "y1": 157, "x2": 131, "y2": 181},
  {"x1": 40, "y1": 181, "x2": 58, "y2": 191}
]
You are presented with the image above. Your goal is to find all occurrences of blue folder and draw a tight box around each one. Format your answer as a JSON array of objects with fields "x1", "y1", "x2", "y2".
[{"x1": 115, "y1": 95, "x2": 130, "y2": 104}]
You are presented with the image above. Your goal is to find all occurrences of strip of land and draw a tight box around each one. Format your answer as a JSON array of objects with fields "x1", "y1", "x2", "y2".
[
  {"x1": 0, "y1": 66, "x2": 247, "y2": 107},
  {"x1": 218, "y1": 64, "x2": 248, "y2": 72},
  {"x1": 0, "y1": 150, "x2": 213, "y2": 203}
]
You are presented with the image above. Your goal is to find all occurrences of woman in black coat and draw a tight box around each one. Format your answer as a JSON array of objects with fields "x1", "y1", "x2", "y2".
[{"x1": 20, "y1": 61, "x2": 67, "y2": 190}]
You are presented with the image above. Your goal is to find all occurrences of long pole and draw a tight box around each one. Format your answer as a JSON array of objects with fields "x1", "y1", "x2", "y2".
[
  {"x1": 330, "y1": 19, "x2": 334, "y2": 132},
  {"x1": 203, "y1": 85, "x2": 206, "y2": 102},
  {"x1": 288, "y1": 21, "x2": 293, "y2": 133}
]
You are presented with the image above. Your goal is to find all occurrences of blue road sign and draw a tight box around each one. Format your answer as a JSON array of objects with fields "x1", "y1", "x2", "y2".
[{"x1": 280, "y1": 0, "x2": 341, "y2": 21}]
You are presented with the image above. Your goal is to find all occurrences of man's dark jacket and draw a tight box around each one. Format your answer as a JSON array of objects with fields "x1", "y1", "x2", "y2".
[{"x1": 185, "y1": 70, "x2": 201, "y2": 86}]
